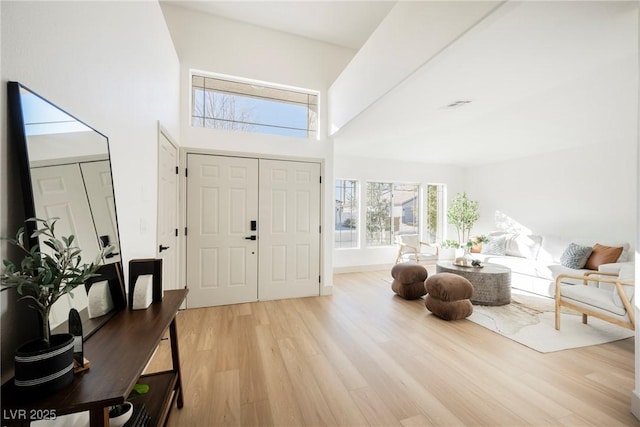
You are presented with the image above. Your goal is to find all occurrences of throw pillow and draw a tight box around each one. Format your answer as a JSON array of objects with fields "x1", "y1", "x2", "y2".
[
  {"x1": 560, "y1": 243, "x2": 593, "y2": 269},
  {"x1": 584, "y1": 243, "x2": 624, "y2": 270},
  {"x1": 481, "y1": 235, "x2": 507, "y2": 256}
]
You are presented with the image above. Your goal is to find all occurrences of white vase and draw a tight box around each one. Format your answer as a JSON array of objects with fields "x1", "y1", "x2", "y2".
[{"x1": 439, "y1": 248, "x2": 456, "y2": 260}]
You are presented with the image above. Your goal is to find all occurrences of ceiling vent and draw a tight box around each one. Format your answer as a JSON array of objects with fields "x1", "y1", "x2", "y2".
[{"x1": 445, "y1": 100, "x2": 472, "y2": 109}]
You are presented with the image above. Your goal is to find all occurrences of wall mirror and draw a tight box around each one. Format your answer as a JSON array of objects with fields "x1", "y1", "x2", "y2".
[{"x1": 7, "y1": 81, "x2": 125, "y2": 339}]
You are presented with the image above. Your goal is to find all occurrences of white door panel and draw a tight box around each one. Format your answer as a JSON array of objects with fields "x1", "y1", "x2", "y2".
[
  {"x1": 259, "y1": 160, "x2": 320, "y2": 300},
  {"x1": 186, "y1": 154, "x2": 258, "y2": 307}
]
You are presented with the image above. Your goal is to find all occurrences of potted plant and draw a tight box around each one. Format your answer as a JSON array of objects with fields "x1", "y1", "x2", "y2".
[
  {"x1": 467, "y1": 235, "x2": 489, "y2": 253},
  {"x1": 447, "y1": 193, "x2": 480, "y2": 246},
  {"x1": 438, "y1": 239, "x2": 460, "y2": 260},
  {"x1": 1, "y1": 217, "x2": 112, "y2": 395}
]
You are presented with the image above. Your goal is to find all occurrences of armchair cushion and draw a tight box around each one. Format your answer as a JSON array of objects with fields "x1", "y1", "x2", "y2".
[
  {"x1": 395, "y1": 235, "x2": 438, "y2": 264},
  {"x1": 549, "y1": 264, "x2": 593, "y2": 285},
  {"x1": 560, "y1": 284, "x2": 626, "y2": 316},
  {"x1": 398, "y1": 234, "x2": 420, "y2": 248},
  {"x1": 555, "y1": 272, "x2": 635, "y2": 331}
]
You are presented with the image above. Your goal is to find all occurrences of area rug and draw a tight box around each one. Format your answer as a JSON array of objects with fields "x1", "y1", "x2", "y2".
[{"x1": 466, "y1": 290, "x2": 634, "y2": 353}]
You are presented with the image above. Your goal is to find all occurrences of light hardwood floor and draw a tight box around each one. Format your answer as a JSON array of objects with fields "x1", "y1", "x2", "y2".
[{"x1": 147, "y1": 270, "x2": 639, "y2": 426}]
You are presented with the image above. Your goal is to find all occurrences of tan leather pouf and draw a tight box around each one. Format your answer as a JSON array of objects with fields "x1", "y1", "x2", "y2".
[
  {"x1": 425, "y1": 273, "x2": 474, "y2": 320},
  {"x1": 390, "y1": 263, "x2": 428, "y2": 300}
]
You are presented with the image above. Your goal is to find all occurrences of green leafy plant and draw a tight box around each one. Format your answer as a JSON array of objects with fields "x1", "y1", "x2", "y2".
[
  {"x1": 1, "y1": 217, "x2": 112, "y2": 347},
  {"x1": 366, "y1": 183, "x2": 391, "y2": 242},
  {"x1": 440, "y1": 239, "x2": 461, "y2": 249},
  {"x1": 447, "y1": 193, "x2": 480, "y2": 245},
  {"x1": 466, "y1": 234, "x2": 489, "y2": 249}
]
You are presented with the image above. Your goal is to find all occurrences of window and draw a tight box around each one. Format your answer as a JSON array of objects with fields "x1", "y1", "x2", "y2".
[
  {"x1": 191, "y1": 74, "x2": 318, "y2": 139},
  {"x1": 392, "y1": 183, "x2": 420, "y2": 236},
  {"x1": 334, "y1": 180, "x2": 358, "y2": 248},
  {"x1": 366, "y1": 182, "x2": 392, "y2": 246},
  {"x1": 424, "y1": 184, "x2": 445, "y2": 244},
  {"x1": 366, "y1": 182, "x2": 420, "y2": 246}
]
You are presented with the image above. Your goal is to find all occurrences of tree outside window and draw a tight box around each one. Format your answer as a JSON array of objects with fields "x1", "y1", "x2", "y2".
[
  {"x1": 425, "y1": 184, "x2": 444, "y2": 244},
  {"x1": 366, "y1": 182, "x2": 392, "y2": 246},
  {"x1": 366, "y1": 182, "x2": 420, "y2": 246}
]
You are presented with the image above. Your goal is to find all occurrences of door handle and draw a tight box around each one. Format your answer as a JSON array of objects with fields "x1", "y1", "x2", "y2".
[
  {"x1": 159, "y1": 244, "x2": 170, "y2": 252},
  {"x1": 244, "y1": 235, "x2": 257, "y2": 241}
]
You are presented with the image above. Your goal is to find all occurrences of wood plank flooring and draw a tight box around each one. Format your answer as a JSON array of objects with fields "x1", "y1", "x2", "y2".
[{"x1": 146, "y1": 270, "x2": 639, "y2": 426}]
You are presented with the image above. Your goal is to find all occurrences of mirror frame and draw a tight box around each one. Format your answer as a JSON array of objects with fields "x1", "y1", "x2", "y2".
[{"x1": 7, "y1": 81, "x2": 126, "y2": 339}]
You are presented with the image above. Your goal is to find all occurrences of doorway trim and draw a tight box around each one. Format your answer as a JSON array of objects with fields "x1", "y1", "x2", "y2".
[{"x1": 156, "y1": 123, "x2": 180, "y2": 291}]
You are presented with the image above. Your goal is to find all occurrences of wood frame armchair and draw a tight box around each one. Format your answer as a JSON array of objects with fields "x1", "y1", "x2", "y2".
[
  {"x1": 554, "y1": 271, "x2": 635, "y2": 331},
  {"x1": 395, "y1": 235, "x2": 439, "y2": 264}
]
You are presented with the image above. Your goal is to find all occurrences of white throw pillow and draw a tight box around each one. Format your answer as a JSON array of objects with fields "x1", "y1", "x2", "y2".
[
  {"x1": 505, "y1": 234, "x2": 543, "y2": 259},
  {"x1": 481, "y1": 235, "x2": 507, "y2": 256}
]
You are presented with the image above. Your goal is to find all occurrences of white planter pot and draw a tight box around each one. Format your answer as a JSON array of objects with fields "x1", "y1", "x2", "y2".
[{"x1": 439, "y1": 248, "x2": 456, "y2": 260}]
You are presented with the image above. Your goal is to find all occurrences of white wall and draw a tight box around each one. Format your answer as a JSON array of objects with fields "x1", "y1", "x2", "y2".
[
  {"x1": 1, "y1": 0, "x2": 180, "y2": 381},
  {"x1": 161, "y1": 4, "x2": 355, "y2": 292},
  {"x1": 333, "y1": 155, "x2": 466, "y2": 270},
  {"x1": 466, "y1": 142, "x2": 637, "y2": 244},
  {"x1": 161, "y1": 3, "x2": 354, "y2": 142}
]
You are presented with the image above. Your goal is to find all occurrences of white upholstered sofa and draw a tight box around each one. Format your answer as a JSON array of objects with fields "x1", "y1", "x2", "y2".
[{"x1": 470, "y1": 232, "x2": 634, "y2": 297}]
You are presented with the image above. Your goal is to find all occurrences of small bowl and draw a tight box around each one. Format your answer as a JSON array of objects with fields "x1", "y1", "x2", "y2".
[{"x1": 109, "y1": 402, "x2": 133, "y2": 427}]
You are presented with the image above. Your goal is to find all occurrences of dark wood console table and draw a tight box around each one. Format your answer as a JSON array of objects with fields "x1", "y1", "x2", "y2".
[{"x1": 1, "y1": 289, "x2": 187, "y2": 426}]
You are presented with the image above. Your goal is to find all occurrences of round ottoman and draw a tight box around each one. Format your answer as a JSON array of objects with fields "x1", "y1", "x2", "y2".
[
  {"x1": 390, "y1": 263, "x2": 428, "y2": 300},
  {"x1": 425, "y1": 273, "x2": 474, "y2": 320}
]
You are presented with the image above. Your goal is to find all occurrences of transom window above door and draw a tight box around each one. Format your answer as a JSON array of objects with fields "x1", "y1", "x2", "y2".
[{"x1": 191, "y1": 73, "x2": 319, "y2": 139}]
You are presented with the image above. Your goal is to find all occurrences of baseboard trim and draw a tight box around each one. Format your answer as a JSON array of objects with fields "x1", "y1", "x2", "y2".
[
  {"x1": 631, "y1": 390, "x2": 640, "y2": 421},
  {"x1": 333, "y1": 264, "x2": 394, "y2": 274},
  {"x1": 321, "y1": 285, "x2": 333, "y2": 296}
]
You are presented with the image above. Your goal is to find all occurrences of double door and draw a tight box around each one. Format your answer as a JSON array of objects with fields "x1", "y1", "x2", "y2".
[{"x1": 186, "y1": 154, "x2": 321, "y2": 308}]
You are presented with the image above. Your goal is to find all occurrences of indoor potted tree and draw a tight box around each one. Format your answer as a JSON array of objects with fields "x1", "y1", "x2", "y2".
[
  {"x1": 446, "y1": 193, "x2": 482, "y2": 265},
  {"x1": 447, "y1": 192, "x2": 480, "y2": 247},
  {"x1": 1, "y1": 217, "x2": 112, "y2": 395}
]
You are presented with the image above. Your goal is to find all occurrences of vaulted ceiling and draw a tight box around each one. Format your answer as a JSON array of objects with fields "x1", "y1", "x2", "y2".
[
  {"x1": 161, "y1": 1, "x2": 638, "y2": 166},
  {"x1": 160, "y1": 1, "x2": 395, "y2": 50},
  {"x1": 332, "y1": 1, "x2": 638, "y2": 166}
]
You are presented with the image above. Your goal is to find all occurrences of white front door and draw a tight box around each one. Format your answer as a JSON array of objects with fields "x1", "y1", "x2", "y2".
[
  {"x1": 157, "y1": 129, "x2": 179, "y2": 290},
  {"x1": 186, "y1": 154, "x2": 259, "y2": 307},
  {"x1": 258, "y1": 159, "x2": 321, "y2": 300}
]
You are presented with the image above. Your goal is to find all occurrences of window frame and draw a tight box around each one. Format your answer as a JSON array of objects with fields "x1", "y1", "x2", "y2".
[
  {"x1": 365, "y1": 181, "x2": 421, "y2": 247},
  {"x1": 334, "y1": 179, "x2": 359, "y2": 249},
  {"x1": 189, "y1": 70, "x2": 320, "y2": 140}
]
